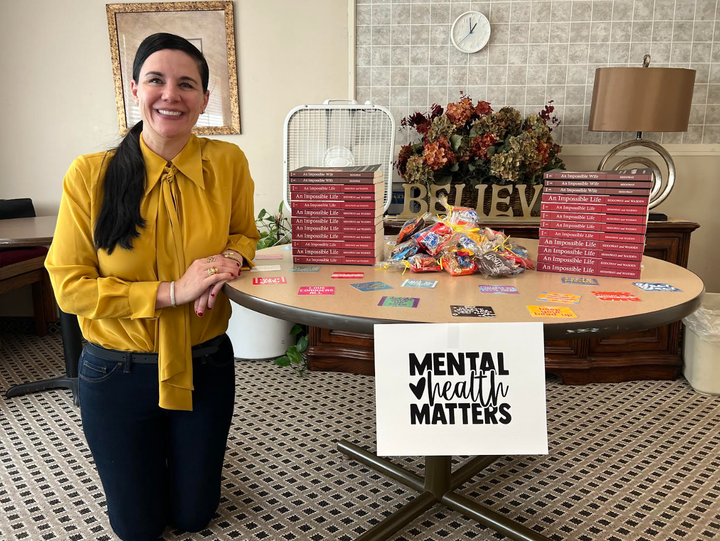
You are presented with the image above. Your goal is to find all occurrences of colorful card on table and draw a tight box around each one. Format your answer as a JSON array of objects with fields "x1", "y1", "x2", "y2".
[
  {"x1": 592, "y1": 291, "x2": 642, "y2": 301},
  {"x1": 561, "y1": 276, "x2": 599, "y2": 286},
  {"x1": 351, "y1": 281, "x2": 393, "y2": 292},
  {"x1": 291, "y1": 265, "x2": 320, "y2": 272},
  {"x1": 402, "y1": 279, "x2": 438, "y2": 289},
  {"x1": 450, "y1": 305, "x2": 496, "y2": 318},
  {"x1": 332, "y1": 272, "x2": 365, "y2": 279},
  {"x1": 537, "y1": 292, "x2": 582, "y2": 304},
  {"x1": 254, "y1": 253, "x2": 283, "y2": 260},
  {"x1": 252, "y1": 277, "x2": 287, "y2": 285},
  {"x1": 478, "y1": 285, "x2": 519, "y2": 294},
  {"x1": 527, "y1": 305, "x2": 577, "y2": 318},
  {"x1": 632, "y1": 282, "x2": 682, "y2": 292},
  {"x1": 377, "y1": 296, "x2": 420, "y2": 308},
  {"x1": 250, "y1": 265, "x2": 282, "y2": 272},
  {"x1": 281, "y1": 245, "x2": 293, "y2": 250},
  {"x1": 298, "y1": 286, "x2": 335, "y2": 296}
]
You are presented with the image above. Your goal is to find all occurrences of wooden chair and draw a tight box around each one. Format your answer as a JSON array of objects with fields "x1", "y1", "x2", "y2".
[{"x1": 0, "y1": 199, "x2": 57, "y2": 344}]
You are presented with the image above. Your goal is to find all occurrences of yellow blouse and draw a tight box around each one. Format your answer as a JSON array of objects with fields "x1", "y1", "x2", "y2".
[{"x1": 46, "y1": 134, "x2": 260, "y2": 411}]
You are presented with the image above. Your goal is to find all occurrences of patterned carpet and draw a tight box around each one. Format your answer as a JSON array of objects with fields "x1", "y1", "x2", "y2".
[{"x1": 0, "y1": 328, "x2": 719, "y2": 541}]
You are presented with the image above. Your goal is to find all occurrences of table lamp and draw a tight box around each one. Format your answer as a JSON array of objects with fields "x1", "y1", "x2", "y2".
[{"x1": 588, "y1": 55, "x2": 696, "y2": 218}]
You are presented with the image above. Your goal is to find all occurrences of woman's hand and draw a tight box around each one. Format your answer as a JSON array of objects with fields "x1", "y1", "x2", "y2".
[
  {"x1": 191, "y1": 253, "x2": 243, "y2": 317},
  {"x1": 174, "y1": 254, "x2": 240, "y2": 308}
]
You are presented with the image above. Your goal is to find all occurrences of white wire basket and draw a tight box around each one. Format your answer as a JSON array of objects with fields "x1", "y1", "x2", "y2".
[{"x1": 283, "y1": 99, "x2": 396, "y2": 214}]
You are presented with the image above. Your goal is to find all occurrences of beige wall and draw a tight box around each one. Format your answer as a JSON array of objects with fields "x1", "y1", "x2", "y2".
[{"x1": 0, "y1": 0, "x2": 350, "y2": 315}]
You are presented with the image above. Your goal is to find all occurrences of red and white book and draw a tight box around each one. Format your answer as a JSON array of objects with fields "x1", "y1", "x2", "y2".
[
  {"x1": 292, "y1": 255, "x2": 377, "y2": 266},
  {"x1": 291, "y1": 208, "x2": 383, "y2": 218}
]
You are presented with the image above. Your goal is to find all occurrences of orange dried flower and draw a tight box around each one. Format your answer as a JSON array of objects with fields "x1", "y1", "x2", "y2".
[
  {"x1": 445, "y1": 97, "x2": 474, "y2": 127},
  {"x1": 423, "y1": 136, "x2": 456, "y2": 170}
]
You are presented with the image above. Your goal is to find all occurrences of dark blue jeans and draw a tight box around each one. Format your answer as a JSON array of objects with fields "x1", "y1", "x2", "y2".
[{"x1": 78, "y1": 334, "x2": 235, "y2": 541}]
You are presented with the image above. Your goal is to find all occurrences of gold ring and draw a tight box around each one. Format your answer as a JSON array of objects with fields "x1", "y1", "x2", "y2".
[
  {"x1": 207, "y1": 266, "x2": 218, "y2": 276},
  {"x1": 206, "y1": 256, "x2": 216, "y2": 263}
]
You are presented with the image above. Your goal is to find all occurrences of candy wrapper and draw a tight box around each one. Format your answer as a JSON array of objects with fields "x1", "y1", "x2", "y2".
[
  {"x1": 389, "y1": 237, "x2": 421, "y2": 261},
  {"x1": 446, "y1": 206, "x2": 479, "y2": 230},
  {"x1": 413, "y1": 222, "x2": 454, "y2": 256},
  {"x1": 475, "y1": 251, "x2": 523, "y2": 278},
  {"x1": 396, "y1": 212, "x2": 433, "y2": 244},
  {"x1": 499, "y1": 243, "x2": 535, "y2": 270},
  {"x1": 443, "y1": 232, "x2": 481, "y2": 254},
  {"x1": 440, "y1": 249, "x2": 477, "y2": 276},
  {"x1": 407, "y1": 253, "x2": 442, "y2": 273}
]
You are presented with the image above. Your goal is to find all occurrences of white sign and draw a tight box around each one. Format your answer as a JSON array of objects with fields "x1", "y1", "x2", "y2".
[{"x1": 374, "y1": 323, "x2": 548, "y2": 456}]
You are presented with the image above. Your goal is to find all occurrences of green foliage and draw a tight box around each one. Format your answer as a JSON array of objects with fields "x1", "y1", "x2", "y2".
[
  {"x1": 256, "y1": 201, "x2": 291, "y2": 250},
  {"x1": 274, "y1": 324, "x2": 308, "y2": 376}
]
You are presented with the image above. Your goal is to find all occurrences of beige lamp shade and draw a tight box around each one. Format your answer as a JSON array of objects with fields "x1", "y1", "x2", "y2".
[{"x1": 588, "y1": 67, "x2": 696, "y2": 132}]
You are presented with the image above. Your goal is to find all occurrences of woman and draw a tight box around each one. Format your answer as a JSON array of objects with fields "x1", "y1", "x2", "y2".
[{"x1": 45, "y1": 33, "x2": 259, "y2": 541}]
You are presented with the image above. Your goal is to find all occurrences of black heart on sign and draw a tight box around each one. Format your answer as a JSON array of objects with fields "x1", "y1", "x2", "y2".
[{"x1": 409, "y1": 377, "x2": 426, "y2": 400}]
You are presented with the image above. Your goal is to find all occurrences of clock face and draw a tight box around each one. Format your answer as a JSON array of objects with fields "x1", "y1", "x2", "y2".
[{"x1": 451, "y1": 11, "x2": 491, "y2": 54}]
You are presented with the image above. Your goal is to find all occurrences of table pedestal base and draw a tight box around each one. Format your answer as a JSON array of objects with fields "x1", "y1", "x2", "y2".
[
  {"x1": 5, "y1": 311, "x2": 81, "y2": 406},
  {"x1": 338, "y1": 441, "x2": 550, "y2": 541}
]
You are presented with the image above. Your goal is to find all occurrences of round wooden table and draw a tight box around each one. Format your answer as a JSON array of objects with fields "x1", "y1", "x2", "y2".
[
  {"x1": 224, "y1": 239, "x2": 704, "y2": 541},
  {"x1": 224, "y1": 239, "x2": 704, "y2": 341}
]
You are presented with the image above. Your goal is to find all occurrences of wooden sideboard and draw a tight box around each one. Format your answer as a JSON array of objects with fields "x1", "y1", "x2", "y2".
[{"x1": 306, "y1": 219, "x2": 700, "y2": 384}]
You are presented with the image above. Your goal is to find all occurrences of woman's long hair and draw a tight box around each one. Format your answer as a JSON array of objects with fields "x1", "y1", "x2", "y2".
[{"x1": 94, "y1": 33, "x2": 209, "y2": 254}]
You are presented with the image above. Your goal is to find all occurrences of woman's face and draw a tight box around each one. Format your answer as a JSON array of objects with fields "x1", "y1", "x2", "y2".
[{"x1": 130, "y1": 49, "x2": 209, "y2": 149}]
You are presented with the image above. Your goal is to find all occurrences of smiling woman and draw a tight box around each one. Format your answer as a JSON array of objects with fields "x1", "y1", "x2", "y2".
[{"x1": 44, "y1": 32, "x2": 259, "y2": 541}]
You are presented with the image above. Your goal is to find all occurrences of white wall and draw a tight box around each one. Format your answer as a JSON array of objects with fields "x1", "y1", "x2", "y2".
[{"x1": 0, "y1": 0, "x2": 350, "y2": 315}]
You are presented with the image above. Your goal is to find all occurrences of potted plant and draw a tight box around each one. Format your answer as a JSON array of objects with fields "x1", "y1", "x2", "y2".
[
  {"x1": 396, "y1": 95, "x2": 564, "y2": 217},
  {"x1": 226, "y1": 202, "x2": 295, "y2": 361}
]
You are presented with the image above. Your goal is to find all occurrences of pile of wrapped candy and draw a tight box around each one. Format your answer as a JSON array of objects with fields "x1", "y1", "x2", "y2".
[{"x1": 383, "y1": 207, "x2": 534, "y2": 278}]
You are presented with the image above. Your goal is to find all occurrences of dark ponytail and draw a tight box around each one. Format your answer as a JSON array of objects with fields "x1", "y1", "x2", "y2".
[{"x1": 94, "y1": 33, "x2": 209, "y2": 254}]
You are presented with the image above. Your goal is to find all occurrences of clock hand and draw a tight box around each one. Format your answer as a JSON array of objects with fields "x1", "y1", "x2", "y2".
[
  {"x1": 470, "y1": 22, "x2": 478, "y2": 33},
  {"x1": 458, "y1": 31, "x2": 473, "y2": 45}
]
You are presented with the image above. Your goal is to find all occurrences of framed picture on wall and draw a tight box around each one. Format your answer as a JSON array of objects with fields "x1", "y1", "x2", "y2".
[{"x1": 106, "y1": 1, "x2": 241, "y2": 135}]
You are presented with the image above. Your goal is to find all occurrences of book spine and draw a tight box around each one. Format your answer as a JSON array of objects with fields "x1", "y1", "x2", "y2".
[
  {"x1": 292, "y1": 240, "x2": 378, "y2": 249},
  {"x1": 543, "y1": 179, "x2": 606, "y2": 188},
  {"x1": 540, "y1": 202, "x2": 607, "y2": 214},
  {"x1": 293, "y1": 248, "x2": 379, "y2": 257},
  {"x1": 291, "y1": 208, "x2": 383, "y2": 218},
  {"x1": 600, "y1": 240, "x2": 645, "y2": 253},
  {"x1": 542, "y1": 194, "x2": 606, "y2": 204},
  {"x1": 290, "y1": 217, "x2": 381, "y2": 227},
  {"x1": 605, "y1": 170, "x2": 654, "y2": 181},
  {"x1": 543, "y1": 186, "x2": 604, "y2": 194},
  {"x1": 540, "y1": 219, "x2": 605, "y2": 231},
  {"x1": 539, "y1": 228, "x2": 603, "y2": 241},
  {"x1": 292, "y1": 256, "x2": 377, "y2": 266},
  {"x1": 597, "y1": 258, "x2": 642, "y2": 270},
  {"x1": 541, "y1": 211, "x2": 605, "y2": 223},
  {"x1": 536, "y1": 261, "x2": 597, "y2": 275},
  {"x1": 599, "y1": 250, "x2": 643, "y2": 261},
  {"x1": 291, "y1": 192, "x2": 379, "y2": 201},
  {"x1": 536, "y1": 254, "x2": 600, "y2": 268},
  {"x1": 291, "y1": 200, "x2": 383, "y2": 210},
  {"x1": 606, "y1": 180, "x2": 653, "y2": 189},
  {"x1": 288, "y1": 176, "x2": 382, "y2": 184},
  {"x1": 543, "y1": 171, "x2": 607, "y2": 180},
  {"x1": 596, "y1": 267, "x2": 642, "y2": 278},
  {"x1": 289, "y1": 170, "x2": 381, "y2": 178},
  {"x1": 603, "y1": 188, "x2": 651, "y2": 196},
  {"x1": 604, "y1": 213, "x2": 647, "y2": 225},
  {"x1": 537, "y1": 246, "x2": 602, "y2": 258},
  {"x1": 290, "y1": 183, "x2": 381, "y2": 193},
  {"x1": 602, "y1": 231, "x2": 646, "y2": 243},
  {"x1": 538, "y1": 237, "x2": 602, "y2": 249},
  {"x1": 603, "y1": 223, "x2": 647, "y2": 235},
  {"x1": 604, "y1": 205, "x2": 648, "y2": 215},
  {"x1": 292, "y1": 231, "x2": 380, "y2": 241}
]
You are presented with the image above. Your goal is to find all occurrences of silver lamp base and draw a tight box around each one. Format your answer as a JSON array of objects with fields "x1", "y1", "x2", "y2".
[{"x1": 597, "y1": 138, "x2": 676, "y2": 210}]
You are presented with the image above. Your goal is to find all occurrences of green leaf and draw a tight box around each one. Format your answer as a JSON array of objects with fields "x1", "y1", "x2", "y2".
[
  {"x1": 297, "y1": 335, "x2": 309, "y2": 353},
  {"x1": 278, "y1": 201, "x2": 285, "y2": 213},
  {"x1": 287, "y1": 347, "x2": 303, "y2": 365},
  {"x1": 258, "y1": 209, "x2": 268, "y2": 220},
  {"x1": 290, "y1": 324, "x2": 304, "y2": 335},
  {"x1": 450, "y1": 163, "x2": 459, "y2": 172},
  {"x1": 274, "y1": 356, "x2": 291, "y2": 367},
  {"x1": 468, "y1": 163, "x2": 476, "y2": 171},
  {"x1": 450, "y1": 134, "x2": 463, "y2": 152}
]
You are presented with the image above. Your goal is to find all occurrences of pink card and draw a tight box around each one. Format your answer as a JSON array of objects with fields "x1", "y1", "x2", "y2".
[
  {"x1": 252, "y1": 277, "x2": 287, "y2": 285},
  {"x1": 298, "y1": 286, "x2": 335, "y2": 296},
  {"x1": 254, "y1": 254, "x2": 283, "y2": 260},
  {"x1": 592, "y1": 291, "x2": 642, "y2": 302},
  {"x1": 332, "y1": 272, "x2": 365, "y2": 279}
]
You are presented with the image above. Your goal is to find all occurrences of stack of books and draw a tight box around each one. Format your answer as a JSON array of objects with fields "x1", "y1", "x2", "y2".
[
  {"x1": 537, "y1": 169, "x2": 653, "y2": 279},
  {"x1": 289, "y1": 165, "x2": 385, "y2": 266}
]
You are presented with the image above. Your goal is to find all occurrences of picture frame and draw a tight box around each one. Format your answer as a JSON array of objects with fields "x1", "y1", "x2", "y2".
[{"x1": 106, "y1": 1, "x2": 241, "y2": 135}]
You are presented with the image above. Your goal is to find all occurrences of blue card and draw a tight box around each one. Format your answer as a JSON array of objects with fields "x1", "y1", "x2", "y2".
[
  {"x1": 351, "y1": 281, "x2": 393, "y2": 292},
  {"x1": 632, "y1": 282, "x2": 682, "y2": 292}
]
